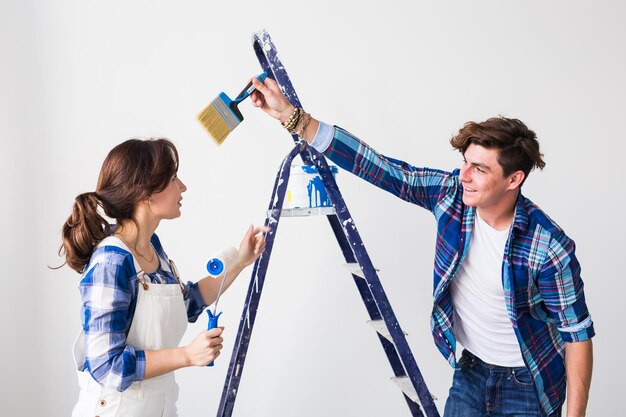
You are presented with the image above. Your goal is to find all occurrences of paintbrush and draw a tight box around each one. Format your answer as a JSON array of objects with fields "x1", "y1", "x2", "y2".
[{"x1": 197, "y1": 72, "x2": 268, "y2": 144}]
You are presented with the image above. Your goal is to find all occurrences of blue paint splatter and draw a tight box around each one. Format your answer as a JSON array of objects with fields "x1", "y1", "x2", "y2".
[
  {"x1": 307, "y1": 176, "x2": 332, "y2": 207},
  {"x1": 292, "y1": 165, "x2": 338, "y2": 208}
]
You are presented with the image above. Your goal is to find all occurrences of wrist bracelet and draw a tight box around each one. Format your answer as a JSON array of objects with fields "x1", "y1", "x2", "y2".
[
  {"x1": 294, "y1": 112, "x2": 311, "y2": 137},
  {"x1": 281, "y1": 107, "x2": 300, "y2": 129},
  {"x1": 281, "y1": 107, "x2": 304, "y2": 133}
]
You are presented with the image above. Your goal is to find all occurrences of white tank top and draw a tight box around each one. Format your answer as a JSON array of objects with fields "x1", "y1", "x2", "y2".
[{"x1": 450, "y1": 213, "x2": 524, "y2": 367}]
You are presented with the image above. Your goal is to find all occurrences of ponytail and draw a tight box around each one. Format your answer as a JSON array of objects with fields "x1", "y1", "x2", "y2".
[
  {"x1": 56, "y1": 138, "x2": 179, "y2": 274},
  {"x1": 60, "y1": 192, "x2": 111, "y2": 273}
]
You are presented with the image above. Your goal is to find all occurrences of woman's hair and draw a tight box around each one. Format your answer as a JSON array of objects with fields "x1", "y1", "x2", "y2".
[
  {"x1": 59, "y1": 138, "x2": 179, "y2": 273},
  {"x1": 450, "y1": 116, "x2": 546, "y2": 185}
]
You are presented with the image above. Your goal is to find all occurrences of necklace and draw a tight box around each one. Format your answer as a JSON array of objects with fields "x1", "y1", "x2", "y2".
[
  {"x1": 136, "y1": 246, "x2": 156, "y2": 263},
  {"x1": 115, "y1": 233, "x2": 156, "y2": 263}
]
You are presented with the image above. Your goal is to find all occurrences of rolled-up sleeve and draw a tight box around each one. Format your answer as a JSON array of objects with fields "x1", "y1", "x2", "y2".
[
  {"x1": 183, "y1": 280, "x2": 207, "y2": 323},
  {"x1": 79, "y1": 253, "x2": 145, "y2": 391},
  {"x1": 538, "y1": 236, "x2": 595, "y2": 342},
  {"x1": 310, "y1": 121, "x2": 334, "y2": 152}
]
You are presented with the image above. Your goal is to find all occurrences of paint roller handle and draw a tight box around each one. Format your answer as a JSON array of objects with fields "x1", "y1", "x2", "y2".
[
  {"x1": 233, "y1": 72, "x2": 268, "y2": 103},
  {"x1": 204, "y1": 247, "x2": 237, "y2": 367},
  {"x1": 206, "y1": 310, "x2": 223, "y2": 367}
]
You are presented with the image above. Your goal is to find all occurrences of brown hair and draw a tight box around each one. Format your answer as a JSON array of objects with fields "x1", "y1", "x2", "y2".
[
  {"x1": 58, "y1": 138, "x2": 179, "y2": 273},
  {"x1": 450, "y1": 116, "x2": 545, "y2": 184}
]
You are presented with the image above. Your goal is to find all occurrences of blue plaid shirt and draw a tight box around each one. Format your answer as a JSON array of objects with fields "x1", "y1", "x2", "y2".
[
  {"x1": 77, "y1": 233, "x2": 206, "y2": 391},
  {"x1": 312, "y1": 123, "x2": 594, "y2": 416}
]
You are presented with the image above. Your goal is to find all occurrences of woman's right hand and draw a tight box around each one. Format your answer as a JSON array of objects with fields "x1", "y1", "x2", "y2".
[
  {"x1": 184, "y1": 327, "x2": 224, "y2": 366},
  {"x1": 250, "y1": 77, "x2": 295, "y2": 124}
]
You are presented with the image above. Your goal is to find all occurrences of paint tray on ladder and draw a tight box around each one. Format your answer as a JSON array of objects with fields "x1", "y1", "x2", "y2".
[{"x1": 276, "y1": 164, "x2": 338, "y2": 217}]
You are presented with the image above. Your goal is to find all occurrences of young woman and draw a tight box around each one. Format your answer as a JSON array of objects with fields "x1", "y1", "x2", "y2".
[{"x1": 60, "y1": 138, "x2": 267, "y2": 417}]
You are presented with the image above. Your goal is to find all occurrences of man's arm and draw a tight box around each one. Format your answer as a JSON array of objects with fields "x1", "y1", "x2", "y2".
[
  {"x1": 537, "y1": 234, "x2": 594, "y2": 416},
  {"x1": 565, "y1": 339, "x2": 593, "y2": 417},
  {"x1": 250, "y1": 77, "x2": 460, "y2": 213}
]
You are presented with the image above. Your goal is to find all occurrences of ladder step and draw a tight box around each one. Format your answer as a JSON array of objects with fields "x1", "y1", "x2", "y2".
[
  {"x1": 344, "y1": 262, "x2": 380, "y2": 279},
  {"x1": 367, "y1": 319, "x2": 408, "y2": 342},
  {"x1": 391, "y1": 376, "x2": 438, "y2": 404},
  {"x1": 267, "y1": 207, "x2": 336, "y2": 217},
  {"x1": 345, "y1": 262, "x2": 364, "y2": 279},
  {"x1": 391, "y1": 376, "x2": 420, "y2": 404}
]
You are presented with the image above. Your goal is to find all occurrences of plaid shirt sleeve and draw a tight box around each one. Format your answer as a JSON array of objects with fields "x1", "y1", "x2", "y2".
[
  {"x1": 322, "y1": 125, "x2": 459, "y2": 214},
  {"x1": 79, "y1": 248, "x2": 145, "y2": 391},
  {"x1": 537, "y1": 233, "x2": 594, "y2": 342},
  {"x1": 182, "y1": 280, "x2": 207, "y2": 323}
]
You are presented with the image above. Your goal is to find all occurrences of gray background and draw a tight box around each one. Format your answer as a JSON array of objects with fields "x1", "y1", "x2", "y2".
[{"x1": 2, "y1": 1, "x2": 624, "y2": 416}]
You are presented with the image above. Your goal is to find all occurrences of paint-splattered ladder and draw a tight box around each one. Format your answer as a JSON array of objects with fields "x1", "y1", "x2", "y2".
[{"x1": 213, "y1": 30, "x2": 440, "y2": 417}]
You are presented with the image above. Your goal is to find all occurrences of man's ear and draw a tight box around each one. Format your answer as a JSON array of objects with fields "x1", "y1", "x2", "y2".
[{"x1": 508, "y1": 170, "x2": 525, "y2": 190}]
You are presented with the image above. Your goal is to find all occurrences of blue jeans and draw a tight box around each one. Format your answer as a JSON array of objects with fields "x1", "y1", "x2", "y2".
[{"x1": 443, "y1": 350, "x2": 561, "y2": 417}]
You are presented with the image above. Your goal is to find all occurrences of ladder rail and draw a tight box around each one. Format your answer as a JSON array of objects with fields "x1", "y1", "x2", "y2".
[
  {"x1": 309, "y1": 145, "x2": 440, "y2": 417},
  {"x1": 213, "y1": 30, "x2": 440, "y2": 417},
  {"x1": 326, "y1": 211, "x2": 427, "y2": 416},
  {"x1": 253, "y1": 32, "x2": 417, "y2": 389},
  {"x1": 216, "y1": 142, "x2": 306, "y2": 417},
  {"x1": 253, "y1": 31, "x2": 421, "y2": 399},
  {"x1": 253, "y1": 30, "x2": 303, "y2": 147}
]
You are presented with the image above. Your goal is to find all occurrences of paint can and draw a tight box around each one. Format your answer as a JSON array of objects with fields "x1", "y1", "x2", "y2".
[{"x1": 285, "y1": 165, "x2": 338, "y2": 209}]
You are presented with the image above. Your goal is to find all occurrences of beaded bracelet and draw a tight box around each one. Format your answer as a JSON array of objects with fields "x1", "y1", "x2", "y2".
[
  {"x1": 281, "y1": 107, "x2": 304, "y2": 133},
  {"x1": 287, "y1": 109, "x2": 304, "y2": 132},
  {"x1": 294, "y1": 112, "x2": 311, "y2": 137}
]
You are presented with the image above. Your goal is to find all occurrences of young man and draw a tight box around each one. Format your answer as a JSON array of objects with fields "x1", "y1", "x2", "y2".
[{"x1": 251, "y1": 77, "x2": 594, "y2": 417}]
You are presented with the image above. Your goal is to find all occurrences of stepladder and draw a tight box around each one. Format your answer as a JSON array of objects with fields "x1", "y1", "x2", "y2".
[{"x1": 214, "y1": 30, "x2": 440, "y2": 417}]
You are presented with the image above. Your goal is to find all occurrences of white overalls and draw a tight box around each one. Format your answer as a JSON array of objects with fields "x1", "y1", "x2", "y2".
[{"x1": 72, "y1": 237, "x2": 188, "y2": 417}]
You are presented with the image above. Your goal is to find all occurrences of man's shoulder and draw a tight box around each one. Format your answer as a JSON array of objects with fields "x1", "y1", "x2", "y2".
[{"x1": 518, "y1": 195, "x2": 571, "y2": 244}]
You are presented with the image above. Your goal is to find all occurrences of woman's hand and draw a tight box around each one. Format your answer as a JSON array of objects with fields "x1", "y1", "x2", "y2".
[
  {"x1": 238, "y1": 224, "x2": 270, "y2": 268},
  {"x1": 184, "y1": 328, "x2": 224, "y2": 366},
  {"x1": 250, "y1": 77, "x2": 295, "y2": 123},
  {"x1": 196, "y1": 225, "x2": 269, "y2": 306}
]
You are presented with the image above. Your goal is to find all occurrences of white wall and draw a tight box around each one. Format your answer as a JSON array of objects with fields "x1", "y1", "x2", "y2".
[{"x1": 2, "y1": 0, "x2": 624, "y2": 416}]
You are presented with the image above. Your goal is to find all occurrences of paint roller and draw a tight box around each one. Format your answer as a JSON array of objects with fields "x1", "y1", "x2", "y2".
[{"x1": 206, "y1": 246, "x2": 239, "y2": 366}]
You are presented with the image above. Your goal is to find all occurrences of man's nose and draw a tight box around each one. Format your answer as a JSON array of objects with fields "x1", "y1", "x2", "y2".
[{"x1": 459, "y1": 165, "x2": 470, "y2": 182}]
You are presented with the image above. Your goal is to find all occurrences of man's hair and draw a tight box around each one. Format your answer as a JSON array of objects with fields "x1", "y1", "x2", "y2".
[{"x1": 450, "y1": 116, "x2": 546, "y2": 185}]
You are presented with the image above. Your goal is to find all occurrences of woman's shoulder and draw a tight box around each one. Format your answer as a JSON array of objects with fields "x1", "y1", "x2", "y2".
[
  {"x1": 80, "y1": 242, "x2": 138, "y2": 291},
  {"x1": 84, "y1": 237, "x2": 135, "y2": 273}
]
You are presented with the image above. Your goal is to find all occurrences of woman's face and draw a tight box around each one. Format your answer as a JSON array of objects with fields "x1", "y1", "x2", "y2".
[{"x1": 149, "y1": 174, "x2": 187, "y2": 219}]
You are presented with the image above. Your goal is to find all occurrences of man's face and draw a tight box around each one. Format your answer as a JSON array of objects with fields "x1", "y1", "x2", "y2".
[{"x1": 459, "y1": 144, "x2": 517, "y2": 210}]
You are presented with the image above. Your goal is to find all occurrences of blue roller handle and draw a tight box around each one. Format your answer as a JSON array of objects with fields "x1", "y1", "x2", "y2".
[
  {"x1": 206, "y1": 257, "x2": 225, "y2": 367},
  {"x1": 207, "y1": 309, "x2": 223, "y2": 367}
]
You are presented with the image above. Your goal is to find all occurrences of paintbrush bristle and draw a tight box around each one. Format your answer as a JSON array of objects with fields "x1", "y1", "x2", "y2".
[
  {"x1": 197, "y1": 95, "x2": 241, "y2": 145},
  {"x1": 197, "y1": 105, "x2": 231, "y2": 144}
]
